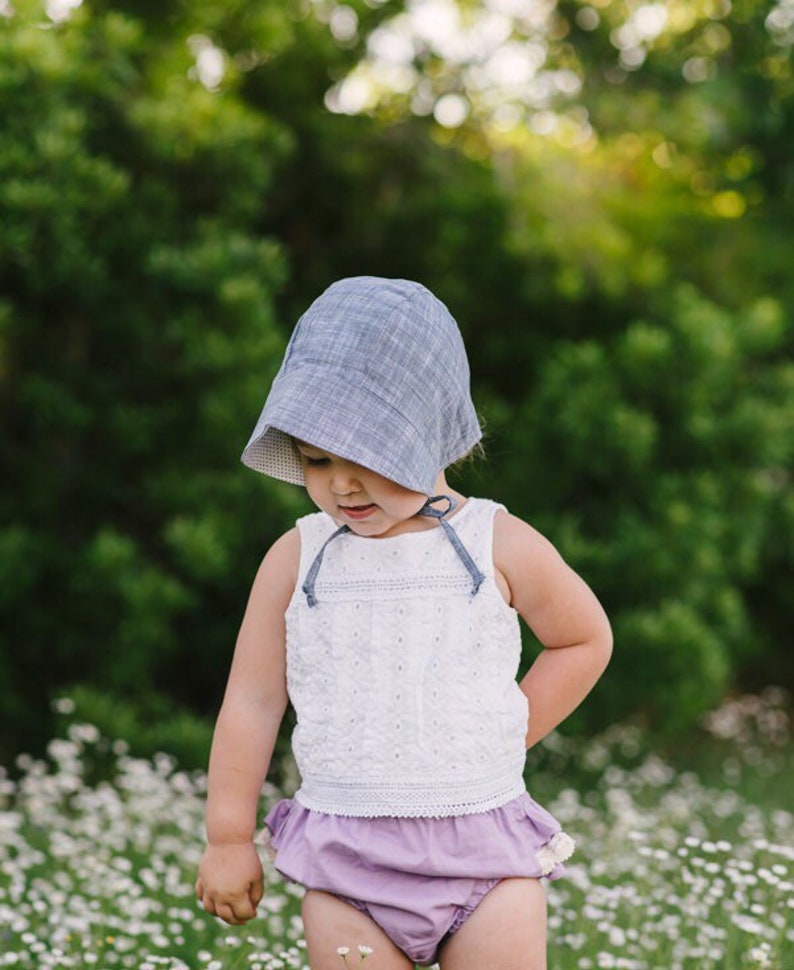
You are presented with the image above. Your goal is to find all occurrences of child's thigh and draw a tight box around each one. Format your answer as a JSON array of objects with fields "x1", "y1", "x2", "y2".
[
  {"x1": 301, "y1": 889, "x2": 414, "y2": 970},
  {"x1": 438, "y1": 877, "x2": 547, "y2": 970}
]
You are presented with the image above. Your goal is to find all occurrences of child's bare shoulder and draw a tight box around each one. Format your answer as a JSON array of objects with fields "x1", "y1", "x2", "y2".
[
  {"x1": 492, "y1": 508, "x2": 574, "y2": 615},
  {"x1": 493, "y1": 508, "x2": 562, "y2": 568},
  {"x1": 250, "y1": 527, "x2": 300, "y2": 609},
  {"x1": 265, "y1": 526, "x2": 300, "y2": 563}
]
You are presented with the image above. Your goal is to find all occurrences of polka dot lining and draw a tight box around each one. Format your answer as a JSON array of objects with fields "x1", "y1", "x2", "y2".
[{"x1": 242, "y1": 427, "x2": 305, "y2": 485}]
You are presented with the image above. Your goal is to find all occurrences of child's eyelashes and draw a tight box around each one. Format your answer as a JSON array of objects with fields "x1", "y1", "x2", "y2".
[{"x1": 302, "y1": 456, "x2": 330, "y2": 467}]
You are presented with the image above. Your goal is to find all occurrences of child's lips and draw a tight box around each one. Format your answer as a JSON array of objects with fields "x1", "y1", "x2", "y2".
[{"x1": 339, "y1": 503, "x2": 376, "y2": 520}]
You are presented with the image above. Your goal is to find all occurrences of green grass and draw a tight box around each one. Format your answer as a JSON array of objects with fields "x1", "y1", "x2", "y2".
[{"x1": 0, "y1": 689, "x2": 791, "y2": 970}]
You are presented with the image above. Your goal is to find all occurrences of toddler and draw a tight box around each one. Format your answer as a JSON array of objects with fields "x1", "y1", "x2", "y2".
[{"x1": 196, "y1": 277, "x2": 612, "y2": 970}]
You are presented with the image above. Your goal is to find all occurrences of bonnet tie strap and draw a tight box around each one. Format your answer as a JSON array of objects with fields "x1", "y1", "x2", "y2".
[
  {"x1": 303, "y1": 524, "x2": 350, "y2": 607},
  {"x1": 419, "y1": 495, "x2": 485, "y2": 598}
]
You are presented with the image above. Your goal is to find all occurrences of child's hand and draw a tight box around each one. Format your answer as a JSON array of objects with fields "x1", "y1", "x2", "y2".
[{"x1": 196, "y1": 841, "x2": 264, "y2": 925}]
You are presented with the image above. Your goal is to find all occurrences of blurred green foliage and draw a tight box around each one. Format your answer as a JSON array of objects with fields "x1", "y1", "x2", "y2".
[{"x1": 1, "y1": 0, "x2": 792, "y2": 764}]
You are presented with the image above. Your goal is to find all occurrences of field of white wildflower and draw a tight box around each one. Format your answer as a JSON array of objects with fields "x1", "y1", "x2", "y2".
[{"x1": 1, "y1": 689, "x2": 791, "y2": 970}]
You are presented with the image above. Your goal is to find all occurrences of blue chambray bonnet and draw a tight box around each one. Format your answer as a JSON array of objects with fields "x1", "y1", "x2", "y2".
[{"x1": 241, "y1": 276, "x2": 484, "y2": 605}]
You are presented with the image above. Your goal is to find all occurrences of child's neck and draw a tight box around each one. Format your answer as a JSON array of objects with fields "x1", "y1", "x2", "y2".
[
  {"x1": 432, "y1": 475, "x2": 466, "y2": 515},
  {"x1": 402, "y1": 477, "x2": 467, "y2": 535}
]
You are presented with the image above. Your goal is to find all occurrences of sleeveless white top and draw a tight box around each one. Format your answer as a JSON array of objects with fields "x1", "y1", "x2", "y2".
[{"x1": 284, "y1": 498, "x2": 529, "y2": 818}]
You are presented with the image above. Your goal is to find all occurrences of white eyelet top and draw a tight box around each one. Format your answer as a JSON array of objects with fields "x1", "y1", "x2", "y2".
[{"x1": 284, "y1": 498, "x2": 529, "y2": 818}]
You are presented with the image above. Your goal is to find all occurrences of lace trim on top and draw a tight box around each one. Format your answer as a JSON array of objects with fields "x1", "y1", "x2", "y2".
[
  {"x1": 312, "y1": 571, "x2": 472, "y2": 601},
  {"x1": 295, "y1": 770, "x2": 527, "y2": 819}
]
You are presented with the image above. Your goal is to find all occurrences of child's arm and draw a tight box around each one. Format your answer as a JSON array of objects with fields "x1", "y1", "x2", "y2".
[
  {"x1": 195, "y1": 527, "x2": 299, "y2": 925},
  {"x1": 493, "y1": 511, "x2": 613, "y2": 749}
]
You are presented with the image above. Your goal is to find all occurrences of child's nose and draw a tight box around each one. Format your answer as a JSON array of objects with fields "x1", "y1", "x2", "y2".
[{"x1": 330, "y1": 464, "x2": 361, "y2": 495}]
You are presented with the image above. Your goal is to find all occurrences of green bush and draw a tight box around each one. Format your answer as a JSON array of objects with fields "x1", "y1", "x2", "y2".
[{"x1": 2, "y1": 0, "x2": 794, "y2": 756}]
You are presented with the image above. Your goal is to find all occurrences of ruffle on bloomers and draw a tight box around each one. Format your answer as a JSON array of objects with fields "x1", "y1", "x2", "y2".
[{"x1": 257, "y1": 790, "x2": 575, "y2": 895}]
